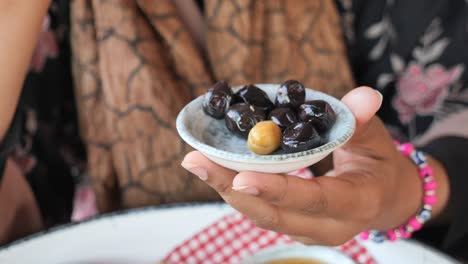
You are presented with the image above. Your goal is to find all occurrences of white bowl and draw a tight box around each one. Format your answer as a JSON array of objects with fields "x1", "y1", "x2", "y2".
[
  {"x1": 240, "y1": 244, "x2": 355, "y2": 264},
  {"x1": 176, "y1": 84, "x2": 355, "y2": 173}
]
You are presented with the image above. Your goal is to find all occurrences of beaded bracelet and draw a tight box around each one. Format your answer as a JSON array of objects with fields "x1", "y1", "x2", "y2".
[{"x1": 359, "y1": 142, "x2": 437, "y2": 242}]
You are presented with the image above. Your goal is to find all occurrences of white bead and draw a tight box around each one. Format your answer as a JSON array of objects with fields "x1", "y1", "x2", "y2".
[
  {"x1": 425, "y1": 190, "x2": 436, "y2": 196},
  {"x1": 424, "y1": 176, "x2": 434, "y2": 183},
  {"x1": 423, "y1": 204, "x2": 433, "y2": 210}
]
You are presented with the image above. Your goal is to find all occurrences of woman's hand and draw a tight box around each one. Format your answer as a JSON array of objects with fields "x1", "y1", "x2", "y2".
[{"x1": 181, "y1": 87, "x2": 450, "y2": 246}]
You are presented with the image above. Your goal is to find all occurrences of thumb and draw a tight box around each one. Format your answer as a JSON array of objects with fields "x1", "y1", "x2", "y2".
[
  {"x1": 340, "y1": 87, "x2": 391, "y2": 148},
  {"x1": 341, "y1": 86, "x2": 383, "y2": 134}
]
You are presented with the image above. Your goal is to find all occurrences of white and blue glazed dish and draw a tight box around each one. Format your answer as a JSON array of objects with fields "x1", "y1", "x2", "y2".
[{"x1": 176, "y1": 84, "x2": 355, "y2": 173}]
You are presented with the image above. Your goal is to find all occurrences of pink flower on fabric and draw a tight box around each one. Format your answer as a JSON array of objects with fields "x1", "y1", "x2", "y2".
[
  {"x1": 30, "y1": 16, "x2": 59, "y2": 73},
  {"x1": 393, "y1": 63, "x2": 464, "y2": 123},
  {"x1": 71, "y1": 184, "x2": 99, "y2": 222}
]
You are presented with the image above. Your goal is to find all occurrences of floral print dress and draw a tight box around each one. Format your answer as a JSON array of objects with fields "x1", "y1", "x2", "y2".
[
  {"x1": 337, "y1": 0, "x2": 468, "y2": 258},
  {"x1": 339, "y1": 0, "x2": 468, "y2": 142}
]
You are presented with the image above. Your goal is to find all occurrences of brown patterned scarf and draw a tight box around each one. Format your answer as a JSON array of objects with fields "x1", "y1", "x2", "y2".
[{"x1": 70, "y1": 0, "x2": 355, "y2": 212}]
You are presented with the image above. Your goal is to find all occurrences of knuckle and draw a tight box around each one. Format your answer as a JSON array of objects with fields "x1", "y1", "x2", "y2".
[
  {"x1": 300, "y1": 181, "x2": 327, "y2": 214},
  {"x1": 268, "y1": 177, "x2": 288, "y2": 204},
  {"x1": 301, "y1": 199, "x2": 327, "y2": 215},
  {"x1": 252, "y1": 213, "x2": 281, "y2": 231},
  {"x1": 212, "y1": 181, "x2": 231, "y2": 195}
]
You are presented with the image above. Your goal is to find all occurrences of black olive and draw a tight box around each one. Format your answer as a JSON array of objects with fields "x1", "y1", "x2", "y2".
[
  {"x1": 268, "y1": 107, "x2": 298, "y2": 131},
  {"x1": 225, "y1": 103, "x2": 266, "y2": 138},
  {"x1": 235, "y1": 84, "x2": 274, "y2": 113},
  {"x1": 275, "y1": 80, "x2": 306, "y2": 109},
  {"x1": 298, "y1": 100, "x2": 336, "y2": 134},
  {"x1": 281, "y1": 122, "x2": 322, "y2": 153},
  {"x1": 202, "y1": 80, "x2": 233, "y2": 119}
]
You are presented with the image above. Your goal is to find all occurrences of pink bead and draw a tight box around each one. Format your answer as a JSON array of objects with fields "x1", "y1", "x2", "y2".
[
  {"x1": 424, "y1": 195, "x2": 437, "y2": 206},
  {"x1": 359, "y1": 231, "x2": 370, "y2": 240},
  {"x1": 424, "y1": 181, "x2": 437, "y2": 191},
  {"x1": 409, "y1": 217, "x2": 423, "y2": 231},
  {"x1": 419, "y1": 166, "x2": 433, "y2": 177},
  {"x1": 397, "y1": 227, "x2": 411, "y2": 239},
  {"x1": 397, "y1": 227, "x2": 405, "y2": 235},
  {"x1": 400, "y1": 143, "x2": 414, "y2": 156},
  {"x1": 401, "y1": 230, "x2": 411, "y2": 239},
  {"x1": 386, "y1": 230, "x2": 397, "y2": 241}
]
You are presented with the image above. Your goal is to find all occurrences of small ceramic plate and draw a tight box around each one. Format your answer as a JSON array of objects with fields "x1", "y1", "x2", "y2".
[
  {"x1": 241, "y1": 244, "x2": 355, "y2": 264},
  {"x1": 176, "y1": 84, "x2": 355, "y2": 173}
]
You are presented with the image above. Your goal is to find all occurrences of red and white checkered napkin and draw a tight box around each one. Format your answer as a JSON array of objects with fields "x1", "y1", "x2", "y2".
[{"x1": 164, "y1": 212, "x2": 376, "y2": 264}]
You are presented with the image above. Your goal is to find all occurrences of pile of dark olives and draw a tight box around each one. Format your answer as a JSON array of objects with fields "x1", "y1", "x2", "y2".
[{"x1": 202, "y1": 80, "x2": 336, "y2": 154}]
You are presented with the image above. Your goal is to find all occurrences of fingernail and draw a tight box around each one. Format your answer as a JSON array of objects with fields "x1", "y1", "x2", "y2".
[
  {"x1": 181, "y1": 161, "x2": 208, "y2": 181},
  {"x1": 375, "y1": 90, "x2": 383, "y2": 108},
  {"x1": 232, "y1": 186, "x2": 260, "y2": 196}
]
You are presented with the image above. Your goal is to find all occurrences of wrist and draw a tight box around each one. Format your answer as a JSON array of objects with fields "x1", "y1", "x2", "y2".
[
  {"x1": 362, "y1": 143, "x2": 443, "y2": 242},
  {"x1": 394, "y1": 151, "x2": 449, "y2": 226}
]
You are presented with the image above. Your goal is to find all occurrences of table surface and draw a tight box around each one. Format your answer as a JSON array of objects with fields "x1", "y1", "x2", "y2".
[{"x1": 0, "y1": 203, "x2": 459, "y2": 264}]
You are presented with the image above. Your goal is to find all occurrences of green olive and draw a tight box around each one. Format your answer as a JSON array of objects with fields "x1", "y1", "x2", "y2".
[{"x1": 247, "y1": 121, "x2": 282, "y2": 155}]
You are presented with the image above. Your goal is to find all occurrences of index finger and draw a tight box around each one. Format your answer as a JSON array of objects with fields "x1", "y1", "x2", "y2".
[
  {"x1": 232, "y1": 169, "x2": 380, "y2": 221},
  {"x1": 182, "y1": 151, "x2": 279, "y2": 220}
]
